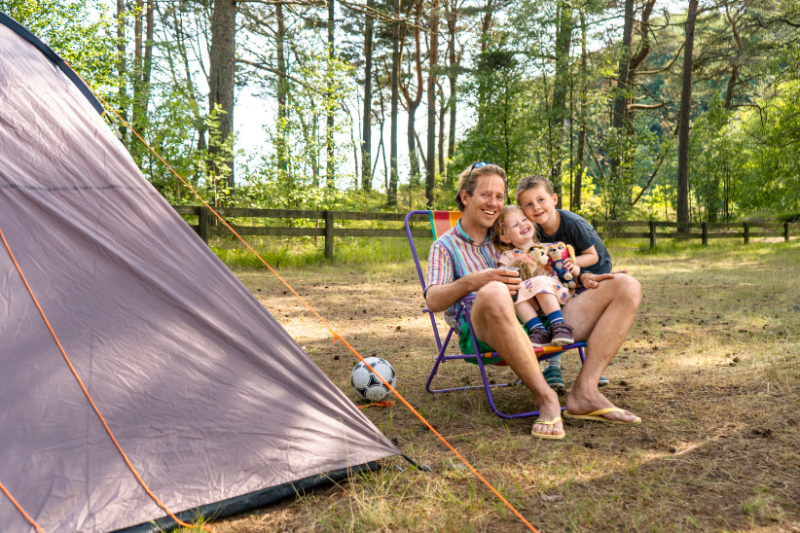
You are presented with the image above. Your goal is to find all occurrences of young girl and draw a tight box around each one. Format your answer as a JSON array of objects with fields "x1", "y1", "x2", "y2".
[{"x1": 491, "y1": 205, "x2": 575, "y2": 348}]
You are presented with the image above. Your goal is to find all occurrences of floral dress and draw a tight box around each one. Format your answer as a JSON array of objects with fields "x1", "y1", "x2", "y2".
[{"x1": 498, "y1": 247, "x2": 573, "y2": 306}]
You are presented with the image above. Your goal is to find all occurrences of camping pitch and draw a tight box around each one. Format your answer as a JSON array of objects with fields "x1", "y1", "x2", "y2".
[{"x1": 0, "y1": 13, "x2": 399, "y2": 533}]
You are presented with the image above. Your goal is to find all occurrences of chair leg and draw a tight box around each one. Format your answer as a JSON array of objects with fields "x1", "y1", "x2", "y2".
[{"x1": 465, "y1": 315, "x2": 553, "y2": 419}]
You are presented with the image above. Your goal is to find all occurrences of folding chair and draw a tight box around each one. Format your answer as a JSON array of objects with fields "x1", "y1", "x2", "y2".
[{"x1": 404, "y1": 210, "x2": 587, "y2": 419}]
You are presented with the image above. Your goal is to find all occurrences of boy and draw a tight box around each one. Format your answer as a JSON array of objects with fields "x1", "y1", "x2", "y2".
[{"x1": 516, "y1": 175, "x2": 612, "y2": 390}]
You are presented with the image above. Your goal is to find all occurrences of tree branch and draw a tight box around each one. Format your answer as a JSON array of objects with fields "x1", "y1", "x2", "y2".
[
  {"x1": 628, "y1": 102, "x2": 668, "y2": 110},
  {"x1": 236, "y1": 58, "x2": 319, "y2": 92},
  {"x1": 633, "y1": 42, "x2": 684, "y2": 76},
  {"x1": 631, "y1": 147, "x2": 669, "y2": 206}
]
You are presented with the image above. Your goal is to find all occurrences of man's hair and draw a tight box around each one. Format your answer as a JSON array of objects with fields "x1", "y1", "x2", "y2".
[
  {"x1": 490, "y1": 205, "x2": 525, "y2": 252},
  {"x1": 455, "y1": 163, "x2": 507, "y2": 211},
  {"x1": 515, "y1": 174, "x2": 554, "y2": 202}
]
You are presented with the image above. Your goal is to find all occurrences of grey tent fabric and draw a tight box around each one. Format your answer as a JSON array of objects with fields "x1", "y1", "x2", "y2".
[{"x1": 0, "y1": 17, "x2": 399, "y2": 533}]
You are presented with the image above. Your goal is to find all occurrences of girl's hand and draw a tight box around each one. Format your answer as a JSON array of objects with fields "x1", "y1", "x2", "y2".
[{"x1": 564, "y1": 258, "x2": 580, "y2": 279}]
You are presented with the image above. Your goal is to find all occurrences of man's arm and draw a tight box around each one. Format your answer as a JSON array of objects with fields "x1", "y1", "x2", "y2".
[{"x1": 425, "y1": 269, "x2": 521, "y2": 313}]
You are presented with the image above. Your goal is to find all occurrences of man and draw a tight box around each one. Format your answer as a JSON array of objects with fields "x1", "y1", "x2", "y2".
[{"x1": 424, "y1": 163, "x2": 641, "y2": 439}]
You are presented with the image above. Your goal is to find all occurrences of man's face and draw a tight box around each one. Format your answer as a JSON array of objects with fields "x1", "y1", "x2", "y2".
[
  {"x1": 519, "y1": 186, "x2": 558, "y2": 228},
  {"x1": 461, "y1": 175, "x2": 506, "y2": 230}
]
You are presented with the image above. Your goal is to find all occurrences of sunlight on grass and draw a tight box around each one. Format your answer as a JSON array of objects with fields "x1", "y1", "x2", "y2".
[
  {"x1": 212, "y1": 235, "x2": 800, "y2": 533},
  {"x1": 211, "y1": 235, "x2": 433, "y2": 270}
]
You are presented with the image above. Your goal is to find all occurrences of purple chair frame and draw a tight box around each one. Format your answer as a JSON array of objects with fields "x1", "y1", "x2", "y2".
[{"x1": 405, "y1": 210, "x2": 587, "y2": 419}]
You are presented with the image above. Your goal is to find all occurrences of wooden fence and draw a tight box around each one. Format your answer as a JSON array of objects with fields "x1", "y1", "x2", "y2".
[
  {"x1": 173, "y1": 206, "x2": 431, "y2": 259},
  {"x1": 172, "y1": 206, "x2": 800, "y2": 258},
  {"x1": 593, "y1": 220, "x2": 800, "y2": 248}
]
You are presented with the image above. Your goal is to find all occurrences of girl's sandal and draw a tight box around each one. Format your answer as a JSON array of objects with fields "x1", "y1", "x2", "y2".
[{"x1": 531, "y1": 417, "x2": 566, "y2": 440}]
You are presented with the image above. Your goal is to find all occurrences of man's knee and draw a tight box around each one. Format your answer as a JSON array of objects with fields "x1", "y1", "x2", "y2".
[
  {"x1": 475, "y1": 281, "x2": 515, "y2": 320},
  {"x1": 617, "y1": 274, "x2": 642, "y2": 309}
]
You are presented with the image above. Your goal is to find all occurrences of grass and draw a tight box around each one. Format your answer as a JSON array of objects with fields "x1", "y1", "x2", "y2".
[{"x1": 202, "y1": 237, "x2": 799, "y2": 533}]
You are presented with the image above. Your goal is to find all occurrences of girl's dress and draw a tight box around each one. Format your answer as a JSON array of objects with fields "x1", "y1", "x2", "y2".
[{"x1": 498, "y1": 246, "x2": 573, "y2": 306}]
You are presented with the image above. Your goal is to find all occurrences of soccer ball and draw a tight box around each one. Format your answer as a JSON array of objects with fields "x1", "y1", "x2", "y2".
[{"x1": 351, "y1": 357, "x2": 397, "y2": 402}]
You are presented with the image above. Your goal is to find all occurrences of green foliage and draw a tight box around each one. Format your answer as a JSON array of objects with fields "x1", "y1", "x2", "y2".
[{"x1": 1, "y1": 0, "x2": 116, "y2": 89}]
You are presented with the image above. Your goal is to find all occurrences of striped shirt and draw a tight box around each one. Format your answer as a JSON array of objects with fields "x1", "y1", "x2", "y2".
[{"x1": 425, "y1": 220, "x2": 501, "y2": 329}]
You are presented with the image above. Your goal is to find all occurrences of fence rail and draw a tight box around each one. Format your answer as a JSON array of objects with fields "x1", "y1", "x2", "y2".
[
  {"x1": 174, "y1": 206, "x2": 431, "y2": 259},
  {"x1": 172, "y1": 206, "x2": 800, "y2": 258},
  {"x1": 592, "y1": 220, "x2": 800, "y2": 248}
]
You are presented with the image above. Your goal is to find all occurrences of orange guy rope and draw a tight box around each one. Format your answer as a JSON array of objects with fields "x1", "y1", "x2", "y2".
[
  {"x1": 77, "y1": 74, "x2": 541, "y2": 533},
  {"x1": 0, "y1": 479, "x2": 47, "y2": 533},
  {"x1": 0, "y1": 227, "x2": 220, "y2": 533}
]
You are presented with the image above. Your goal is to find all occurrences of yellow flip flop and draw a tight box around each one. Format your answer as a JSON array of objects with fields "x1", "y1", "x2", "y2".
[
  {"x1": 563, "y1": 407, "x2": 641, "y2": 425},
  {"x1": 531, "y1": 417, "x2": 566, "y2": 440}
]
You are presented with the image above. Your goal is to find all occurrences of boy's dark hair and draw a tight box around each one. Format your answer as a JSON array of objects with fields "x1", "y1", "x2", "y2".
[
  {"x1": 455, "y1": 163, "x2": 507, "y2": 211},
  {"x1": 515, "y1": 174, "x2": 554, "y2": 202}
]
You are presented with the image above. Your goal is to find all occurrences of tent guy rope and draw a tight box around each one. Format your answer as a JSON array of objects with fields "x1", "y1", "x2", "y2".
[
  {"x1": 83, "y1": 79, "x2": 542, "y2": 533},
  {"x1": 0, "y1": 226, "x2": 223, "y2": 533}
]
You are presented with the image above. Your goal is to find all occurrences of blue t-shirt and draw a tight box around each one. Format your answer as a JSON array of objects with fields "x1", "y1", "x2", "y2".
[{"x1": 536, "y1": 210, "x2": 611, "y2": 275}]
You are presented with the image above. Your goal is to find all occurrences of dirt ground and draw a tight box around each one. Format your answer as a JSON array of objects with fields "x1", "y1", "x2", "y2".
[{"x1": 205, "y1": 242, "x2": 800, "y2": 533}]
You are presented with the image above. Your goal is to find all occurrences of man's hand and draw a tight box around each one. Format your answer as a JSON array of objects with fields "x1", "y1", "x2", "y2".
[
  {"x1": 425, "y1": 268, "x2": 522, "y2": 313},
  {"x1": 580, "y1": 270, "x2": 628, "y2": 289},
  {"x1": 467, "y1": 268, "x2": 521, "y2": 294}
]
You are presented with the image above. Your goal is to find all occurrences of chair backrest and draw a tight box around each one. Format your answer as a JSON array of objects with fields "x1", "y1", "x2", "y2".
[{"x1": 405, "y1": 210, "x2": 462, "y2": 293}]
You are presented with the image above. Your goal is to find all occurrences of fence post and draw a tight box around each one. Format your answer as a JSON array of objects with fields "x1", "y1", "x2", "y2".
[
  {"x1": 324, "y1": 210, "x2": 334, "y2": 260},
  {"x1": 198, "y1": 206, "x2": 209, "y2": 245},
  {"x1": 649, "y1": 221, "x2": 656, "y2": 249},
  {"x1": 785, "y1": 222, "x2": 790, "y2": 242},
  {"x1": 702, "y1": 222, "x2": 708, "y2": 246},
  {"x1": 743, "y1": 222, "x2": 750, "y2": 244}
]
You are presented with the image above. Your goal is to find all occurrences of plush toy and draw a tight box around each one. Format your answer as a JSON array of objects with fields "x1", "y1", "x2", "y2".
[
  {"x1": 511, "y1": 244, "x2": 549, "y2": 280},
  {"x1": 546, "y1": 242, "x2": 577, "y2": 289}
]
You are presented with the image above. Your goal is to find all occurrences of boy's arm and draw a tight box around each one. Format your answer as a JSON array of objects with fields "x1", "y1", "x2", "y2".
[{"x1": 564, "y1": 245, "x2": 598, "y2": 280}]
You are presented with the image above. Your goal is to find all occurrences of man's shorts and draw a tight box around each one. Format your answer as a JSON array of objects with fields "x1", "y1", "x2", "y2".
[{"x1": 458, "y1": 318, "x2": 550, "y2": 365}]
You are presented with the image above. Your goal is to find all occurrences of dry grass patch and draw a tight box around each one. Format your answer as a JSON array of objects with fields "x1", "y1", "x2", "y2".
[{"x1": 201, "y1": 240, "x2": 800, "y2": 533}]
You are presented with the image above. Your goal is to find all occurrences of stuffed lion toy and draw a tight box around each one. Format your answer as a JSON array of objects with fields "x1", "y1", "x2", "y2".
[{"x1": 510, "y1": 244, "x2": 549, "y2": 280}]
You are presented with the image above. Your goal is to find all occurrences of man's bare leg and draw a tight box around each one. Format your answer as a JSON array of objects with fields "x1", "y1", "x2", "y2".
[
  {"x1": 562, "y1": 275, "x2": 642, "y2": 423},
  {"x1": 471, "y1": 281, "x2": 564, "y2": 437}
]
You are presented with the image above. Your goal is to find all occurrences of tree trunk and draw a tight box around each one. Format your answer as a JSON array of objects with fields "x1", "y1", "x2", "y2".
[
  {"x1": 445, "y1": 0, "x2": 458, "y2": 187},
  {"x1": 610, "y1": 0, "x2": 634, "y2": 179},
  {"x1": 388, "y1": 0, "x2": 400, "y2": 206},
  {"x1": 438, "y1": 83, "x2": 446, "y2": 180},
  {"x1": 326, "y1": 0, "x2": 335, "y2": 188},
  {"x1": 550, "y1": 2, "x2": 573, "y2": 208},
  {"x1": 208, "y1": 0, "x2": 237, "y2": 187},
  {"x1": 276, "y1": 3, "x2": 288, "y2": 173},
  {"x1": 425, "y1": 0, "x2": 439, "y2": 208},
  {"x1": 723, "y1": 4, "x2": 743, "y2": 109},
  {"x1": 574, "y1": 5, "x2": 587, "y2": 211},
  {"x1": 133, "y1": 0, "x2": 142, "y2": 131},
  {"x1": 677, "y1": 0, "x2": 699, "y2": 229},
  {"x1": 401, "y1": 0, "x2": 424, "y2": 187},
  {"x1": 361, "y1": 0, "x2": 375, "y2": 192},
  {"x1": 116, "y1": 0, "x2": 127, "y2": 143},
  {"x1": 476, "y1": 0, "x2": 494, "y2": 124}
]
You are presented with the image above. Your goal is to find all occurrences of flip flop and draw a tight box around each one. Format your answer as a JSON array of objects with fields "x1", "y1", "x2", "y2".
[
  {"x1": 531, "y1": 417, "x2": 566, "y2": 440},
  {"x1": 563, "y1": 407, "x2": 641, "y2": 425}
]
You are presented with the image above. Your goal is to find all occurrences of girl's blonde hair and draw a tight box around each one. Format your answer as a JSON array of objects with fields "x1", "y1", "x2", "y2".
[{"x1": 491, "y1": 205, "x2": 529, "y2": 252}]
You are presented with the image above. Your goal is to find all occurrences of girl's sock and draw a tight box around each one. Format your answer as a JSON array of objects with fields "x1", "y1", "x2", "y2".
[
  {"x1": 525, "y1": 317, "x2": 546, "y2": 331},
  {"x1": 547, "y1": 354, "x2": 562, "y2": 368},
  {"x1": 547, "y1": 310, "x2": 565, "y2": 326}
]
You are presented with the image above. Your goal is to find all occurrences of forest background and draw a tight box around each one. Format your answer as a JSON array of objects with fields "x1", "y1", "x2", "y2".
[{"x1": 3, "y1": 0, "x2": 799, "y2": 223}]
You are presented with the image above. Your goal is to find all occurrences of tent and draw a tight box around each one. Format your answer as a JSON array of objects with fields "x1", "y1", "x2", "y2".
[{"x1": 0, "y1": 13, "x2": 399, "y2": 533}]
